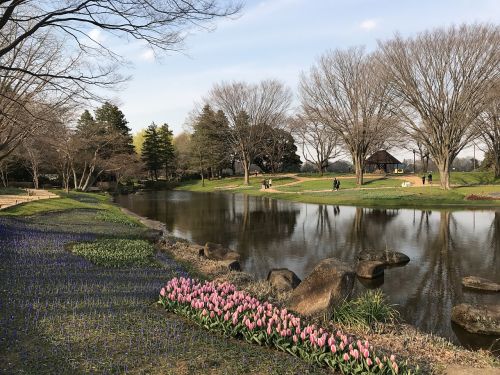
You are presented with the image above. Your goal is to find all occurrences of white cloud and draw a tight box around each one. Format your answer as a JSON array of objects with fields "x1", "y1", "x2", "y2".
[
  {"x1": 139, "y1": 49, "x2": 155, "y2": 62},
  {"x1": 359, "y1": 19, "x2": 378, "y2": 30}
]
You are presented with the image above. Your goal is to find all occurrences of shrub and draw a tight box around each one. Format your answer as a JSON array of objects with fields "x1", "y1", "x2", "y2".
[
  {"x1": 158, "y1": 277, "x2": 417, "y2": 374},
  {"x1": 331, "y1": 290, "x2": 400, "y2": 329},
  {"x1": 72, "y1": 239, "x2": 155, "y2": 267}
]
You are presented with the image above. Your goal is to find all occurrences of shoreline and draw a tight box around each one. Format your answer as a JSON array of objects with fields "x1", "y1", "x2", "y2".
[
  {"x1": 173, "y1": 173, "x2": 500, "y2": 210},
  {"x1": 116, "y1": 203, "x2": 500, "y2": 374}
]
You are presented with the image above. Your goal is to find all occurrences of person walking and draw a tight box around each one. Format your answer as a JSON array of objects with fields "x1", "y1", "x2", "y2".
[
  {"x1": 428, "y1": 173, "x2": 433, "y2": 185},
  {"x1": 332, "y1": 178, "x2": 338, "y2": 191},
  {"x1": 336, "y1": 179, "x2": 341, "y2": 191},
  {"x1": 421, "y1": 175, "x2": 426, "y2": 185}
]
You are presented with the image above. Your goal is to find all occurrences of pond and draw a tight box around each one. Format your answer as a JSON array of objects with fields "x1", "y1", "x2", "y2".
[{"x1": 116, "y1": 190, "x2": 500, "y2": 351}]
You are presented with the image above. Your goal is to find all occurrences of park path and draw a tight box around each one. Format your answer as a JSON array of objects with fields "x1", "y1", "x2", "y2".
[{"x1": 0, "y1": 189, "x2": 58, "y2": 210}]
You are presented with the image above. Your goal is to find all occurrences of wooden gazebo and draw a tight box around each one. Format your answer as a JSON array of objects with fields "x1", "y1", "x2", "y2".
[{"x1": 365, "y1": 150, "x2": 402, "y2": 173}]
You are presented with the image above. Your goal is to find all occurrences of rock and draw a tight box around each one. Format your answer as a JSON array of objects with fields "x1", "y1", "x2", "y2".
[
  {"x1": 224, "y1": 251, "x2": 241, "y2": 261},
  {"x1": 462, "y1": 276, "x2": 500, "y2": 292},
  {"x1": 451, "y1": 303, "x2": 500, "y2": 335},
  {"x1": 358, "y1": 250, "x2": 410, "y2": 266},
  {"x1": 288, "y1": 258, "x2": 355, "y2": 317},
  {"x1": 203, "y1": 242, "x2": 240, "y2": 261},
  {"x1": 356, "y1": 260, "x2": 385, "y2": 279},
  {"x1": 267, "y1": 268, "x2": 301, "y2": 291},
  {"x1": 220, "y1": 259, "x2": 241, "y2": 272}
]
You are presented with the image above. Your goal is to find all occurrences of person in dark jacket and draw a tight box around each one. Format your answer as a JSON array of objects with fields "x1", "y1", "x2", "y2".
[{"x1": 428, "y1": 173, "x2": 433, "y2": 185}]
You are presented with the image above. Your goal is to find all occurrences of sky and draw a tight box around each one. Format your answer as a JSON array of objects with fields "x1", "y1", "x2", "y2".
[{"x1": 99, "y1": 0, "x2": 500, "y2": 161}]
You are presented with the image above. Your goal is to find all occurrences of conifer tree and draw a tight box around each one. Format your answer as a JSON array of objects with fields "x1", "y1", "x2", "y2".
[
  {"x1": 141, "y1": 123, "x2": 162, "y2": 180},
  {"x1": 158, "y1": 123, "x2": 175, "y2": 180}
]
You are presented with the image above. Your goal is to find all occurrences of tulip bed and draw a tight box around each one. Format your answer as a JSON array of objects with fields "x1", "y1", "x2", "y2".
[{"x1": 159, "y1": 277, "x2": 418, "y2": 374}]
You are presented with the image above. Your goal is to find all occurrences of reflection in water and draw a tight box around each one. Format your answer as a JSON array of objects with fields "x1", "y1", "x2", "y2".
[{"x1": 116, "y1": 191, "x2": 500, "y2": 350}]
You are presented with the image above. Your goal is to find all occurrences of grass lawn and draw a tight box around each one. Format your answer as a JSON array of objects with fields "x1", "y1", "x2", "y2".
[
  {"x1": 0, "y1": 187, "x2": 26, "y2": 195},
  {"x1": 276, "y1": 177, "x2": 402, "y2": 192},
  {"x1": 0, "y1": 193, "x2": 329, "y2": 374},
  {"x1": 176, "y1": 171, "x2": 500, "y2": 208},
  {"x1": 177, "y1": 176, "x2": 296, "y2": 192}
]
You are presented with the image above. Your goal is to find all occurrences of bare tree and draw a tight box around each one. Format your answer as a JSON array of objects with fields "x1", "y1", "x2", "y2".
[
  {"x1": 0, "y1": 1, "x2": 240, "y2": 76},
  {"x1": 475, "y1": 81, "x2": 500, "y2": 177},
  {"x1": 0, "y1": 24, "x2": 91, "y2": 162},
  {"x1": 290, "y1": 115, "x2": 339, "y2": 175},
  {"x1": 299, "y1": 47, "x2": 396, "y2": 185},
  {"x1": 379, "y1": 24, "x2": 500, "y2": 189},
  {"x1": 0, "y1": 1, "x2": 240, "y2": 161},
  {"x1": 208, "y1": 80, "x2": 292, "y2": 184}
]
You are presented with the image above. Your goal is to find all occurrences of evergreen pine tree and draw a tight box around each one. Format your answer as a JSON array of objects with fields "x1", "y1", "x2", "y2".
[
  {"x1": 158, "y1": 123, "x2": 175, "y2": 179},
  {"x1": 94, "y1": 102, "x2": 134, "y2": 154},
  {"x1": 141, "y1": 123, "x2": 162, "y2": 180}
]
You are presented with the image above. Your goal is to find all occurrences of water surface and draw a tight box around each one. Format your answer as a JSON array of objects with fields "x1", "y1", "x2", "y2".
[{"x1": 116, "y1": 190, "x2": 500, "y2": 351}]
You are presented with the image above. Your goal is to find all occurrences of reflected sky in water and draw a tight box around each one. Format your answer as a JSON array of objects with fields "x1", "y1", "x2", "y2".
[{"x1": 116, "y1": 191, "x2": 500, "y2": 350}]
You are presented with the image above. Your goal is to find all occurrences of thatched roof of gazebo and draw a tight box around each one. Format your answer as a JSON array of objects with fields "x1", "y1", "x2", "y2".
[{"x1": 366, "y1": 150, "x2": 401, "y2": 165}]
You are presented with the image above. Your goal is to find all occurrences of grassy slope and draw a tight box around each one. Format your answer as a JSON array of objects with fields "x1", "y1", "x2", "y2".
[
  {"x1": 176, "y1": 172, "x2": 500, "y2": 208},
  {"x1": 0, "y1": 193, "x2": 328, "y2": 374},
  {"x1": 0, "y1": 187, "x2": 26, "y2": 195},
  {"x1": 0, "y1": 191, "x2": 142, "y2": 226}
]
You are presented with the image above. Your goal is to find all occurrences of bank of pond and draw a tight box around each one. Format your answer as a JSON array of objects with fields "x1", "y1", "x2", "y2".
[{"x1": 116, "y1": 190, "x2": 500, "y2": 354}]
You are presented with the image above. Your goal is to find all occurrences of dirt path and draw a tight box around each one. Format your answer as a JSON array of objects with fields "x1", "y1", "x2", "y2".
[{"x1": 0, "y1": 189, "x2": 58, "y2": 210}]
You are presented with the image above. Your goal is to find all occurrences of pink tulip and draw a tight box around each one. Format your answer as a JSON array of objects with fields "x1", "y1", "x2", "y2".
[
  {"x1": 343, "y1": 353, "x2": 349, "y2": 361},
  {"x1": 160, "y1": 288, "x2": 166, "y2": 296},
  {"x1": 366, "y1": 358, "x2": 373, "y2": 366},
  {"x1": 330, "y1": 344, "x2": 336, "y2": 353},
  {"x1": 390, "y1": 354, "x2": 396, "y2": 362}
]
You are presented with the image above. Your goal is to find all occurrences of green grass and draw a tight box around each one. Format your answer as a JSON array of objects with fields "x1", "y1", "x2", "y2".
[
  {"x1": 176, "y1": 172, "x2": 500, "y2": 208},
  {"x1": 0, "y1": 187, "x2": 26, "y2": 195},
  {"x1": 0, "y1": 191, "x2": 143, "y2": 227},
  {"x1": 71, "y1": 238, "x2": 156, "y2": 267},
  {"x1": 276, "y1": 177, "x2": 402, "y2": 192},
  {"x1": 448, "y1": 171, "x2": 500, "y2": 185},
  {"x1": 94, "y1": 209, "x2": 140, "y2": 226},
  {"x1": 177, "y1": 176, "x2": 296, "y2": 192},
  {"x1": 331, "y1": 290, "x2": 400, "y2": 329}
]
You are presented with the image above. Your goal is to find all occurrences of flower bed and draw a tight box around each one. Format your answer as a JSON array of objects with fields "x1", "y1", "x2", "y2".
[{"x1": 158, "y1": 277, "x2": 417, "y2": 374}]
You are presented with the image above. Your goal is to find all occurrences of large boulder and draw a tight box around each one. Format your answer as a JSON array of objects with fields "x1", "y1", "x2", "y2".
[
  {"x1": 288, "y1": 258, "x2": 355, "y2": 317},
  {"x1": 462, "y1": 276, "x2": 500, "y2": 292},
  {"x1": 220, "y1": 259, "x2": 242, "y2": 272},
  {"x1": 356, "y1": 260, "x2": 385, "y2": 279},
  {"x1": 451, "y1": 303, "x2": 500, "y2": 335},
  {"x1": 203, "y1": 242, "x2": 240, "y2": 261},
  {"x1": 358, "y1": 250, "x2": 410, "y2": 266},
  {"x1": 267, "y1": 268, "x2": 301, "y2": 292}
]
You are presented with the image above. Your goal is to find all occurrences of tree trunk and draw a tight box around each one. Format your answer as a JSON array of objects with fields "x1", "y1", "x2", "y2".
[
  {"x1": 201, "y1": 168, "x2": 205, "y2": 187},
  {"x1": 436, "y1": 159, "x2": 451, "y2": 190},
  {"x1": 72, "y1": 167, "x2": 78, "y2": 190},
  {"x1": 243, "y1": 157, "x2": 250, "y2": 185},
  {"x1": 353, "y1": 154, "x2": 364, "y2": 186},
  {"x1": 495, "y1": 152, "x2": 500, "y2": 178}
]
